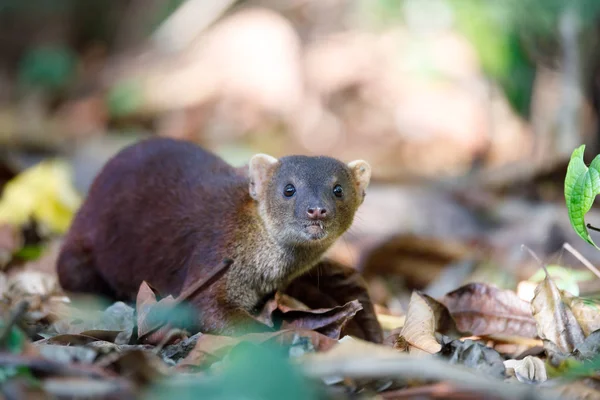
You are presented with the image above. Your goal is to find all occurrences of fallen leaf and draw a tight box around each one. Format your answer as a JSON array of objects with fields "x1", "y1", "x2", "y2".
[
  {"x1": 37, "y1": 334, "x2": 108, "y2": 347},
  {"x1": 0, "y1": 159, "x2": 81, "y2": 234},
  {"x1": 573, "y1": 330, "x2": 600, "y2": 360},
  {"x1": 531, "y1": 268, "x2": 585, "y2": 354},
  {"x1": 179, "y1": 334, "x2": 241, "y2": 368},
  {"x1": 135, "y1": 281, "x2": 181, "y2": 344},
  {"x1": 504, "y1": 356, "x2": 547, "y2": 383},
  {"x1": 276, "y1": 299, "x2": 363, "y2": 340},
  {"x1": 160, "y1": 332, "x2": 203, "y2": 363},
  {"x1": 98, "y1": 349, "x2": 168, "y2": 386},
  {"x1": 442, "y1": 282, "x2": 537, "y2": 338},
  {"x1": 78, "y1": 330, "x2": 122, "y2": 343},
  {"x1": 563, "y1": 293, "x2": 600, "y2": 337},
  {"x1": 51, "y1": 301, "x2": 134, "y2": 345},
  {"x1": 284, "y1": 259, "x2": 383, "y2": 343},
  {"x1": 440, "y1": 337, "x2": 506, "y2": 379},
  {"x1": 179, "y1": 329, "x2": 338, "y2": 368},
  {"x1": 36, "y1": 344, "x2": 97, "y2": 364},
  {"x1": 399, "y1": 291, "x2": 441, "y2": 354}
]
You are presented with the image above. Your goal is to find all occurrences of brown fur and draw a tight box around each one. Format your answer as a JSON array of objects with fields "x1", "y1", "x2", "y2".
[{"x1": 57, "y1": 137, "x2": 371, "y2": 336}]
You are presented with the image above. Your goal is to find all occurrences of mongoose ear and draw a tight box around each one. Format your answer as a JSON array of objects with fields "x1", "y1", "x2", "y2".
[
  {"x1": 249, "y1": 154, "x2": 278, "y2": 200},
  {"x1": 347, "y1": 160, "x2": 371, "y2": 202}
]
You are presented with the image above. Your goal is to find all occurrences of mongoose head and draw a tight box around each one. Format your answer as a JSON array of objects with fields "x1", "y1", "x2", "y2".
[{"x1": 248, "y1": 154, "x2": 370, "y2": 247}]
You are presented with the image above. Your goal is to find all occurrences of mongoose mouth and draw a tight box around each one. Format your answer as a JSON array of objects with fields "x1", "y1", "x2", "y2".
[{"x1": 304, "y1": 221, "x2": 326, "y2": 240}]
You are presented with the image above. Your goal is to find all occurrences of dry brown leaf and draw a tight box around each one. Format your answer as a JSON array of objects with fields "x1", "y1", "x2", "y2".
[
  {"x1": 179, "y1": 329, "x2": 338, "y2": 368},
  {"x1": 135, "y1": 281, "x2": 177, "y2": 343},
  {"x1": 400, "y1": 291, "x2": 441, "y2": 354},
  {"x1": 531, "y1": 270, "x2": 585, "y2": 354},
  {"x1": 562, "y1": 292, "x2": 600, "y2": 337},
  {"x1": 442, "y1": 282, "x2": 537, "y2": 338},
  {"x1": 179, "y1": 334, "x2": 241, "y2": 368},
  {"x1": 275, "y1": 298, "x2": 363, "y2": 340},
  {"x1": 504, "y1": 356, "x2": 547, "y2": 383},
  {"x1": 284, "y1": 259, "x2": 383, "y2": 343}
]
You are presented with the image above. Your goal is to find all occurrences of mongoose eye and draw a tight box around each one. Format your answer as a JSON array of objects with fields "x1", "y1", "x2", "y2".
[
  {"x1": 333, "y1": 184, "x2": 344, "y2": 198},
  {"x1": 284, "y1": 184, "x2": 296, "y2": 197}
]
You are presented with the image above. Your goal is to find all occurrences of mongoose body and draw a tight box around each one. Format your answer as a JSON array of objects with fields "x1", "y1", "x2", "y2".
[{"x1": 57, "y1": 138, "x2": 372, "y2": 336}]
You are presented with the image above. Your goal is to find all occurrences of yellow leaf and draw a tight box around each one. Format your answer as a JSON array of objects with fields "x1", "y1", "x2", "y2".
[{"x1": 0, "y1": 159, "x2": 81, "y2": 234}]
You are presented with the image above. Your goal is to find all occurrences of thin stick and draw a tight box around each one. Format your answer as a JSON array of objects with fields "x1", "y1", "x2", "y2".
[
  {"x1": 563, "y1": 242, "x2": 600, "y2": 280},
  {"x1": 300, "y1": 356, "x2": 561, "y2": 400},
  {"x1": 587, "y1": 223, "x2": 600, "y2": 233},
  {"x1": 521, "y1": 244, "x2": 549, "y2": 276}
]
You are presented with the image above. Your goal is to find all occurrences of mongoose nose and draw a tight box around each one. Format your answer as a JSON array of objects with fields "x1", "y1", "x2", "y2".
[{"x1": 307, "y1": 207, "x2": 327, "y2": 220}]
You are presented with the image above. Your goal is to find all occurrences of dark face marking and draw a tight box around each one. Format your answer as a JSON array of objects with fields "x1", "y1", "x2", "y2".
[{"x1": 263, "y1": 156, "x2": 361, "y2": 245}]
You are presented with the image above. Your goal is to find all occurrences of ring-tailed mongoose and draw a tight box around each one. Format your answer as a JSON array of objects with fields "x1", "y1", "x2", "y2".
[{"x1": 57, "y1": 137, "x2": 382, "y2": 342}]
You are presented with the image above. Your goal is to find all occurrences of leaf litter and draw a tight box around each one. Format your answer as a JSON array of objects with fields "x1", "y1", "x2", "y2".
[
  {"x1": 1, "y1": 164, "x2": 600, "y2": 399},
  {"x1": 3, "y1": 250, "x2": 600, "y2": 400}
]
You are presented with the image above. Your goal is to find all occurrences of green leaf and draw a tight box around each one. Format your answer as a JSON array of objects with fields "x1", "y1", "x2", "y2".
[
  {"x1": 565, "y1": 145, "x2": 600, "y2": 249},
  {"x1": 13, "y1": 245, "x2": 44, "y2": 261},
  {"x1": 528, "y1": 265, "x2": 595, "y2": 296},
  {"x1": 0, "y1": 323, "x2": 26, "y2": 354}
]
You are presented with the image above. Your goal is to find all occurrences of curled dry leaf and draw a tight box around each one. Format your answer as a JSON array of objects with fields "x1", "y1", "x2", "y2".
[
  {"x1": 400, "y1": 291, "x2": 442, "y2": 354},
  {"x1": 562, "y1": 293, "x2": 600, "y2": 337},
  {"x1": 277, "y1": 298, "x2": 363, "y2": 340},
  {"x1": 531, "y1": 270, "x2": 585, "y2": 354},
  {"x1": 504, "y1": 356, "x2": 547, "y2": 383},
  {"x1": 284, "y1": 259, "x2": 384, "y2": 343},
  {"x1": 136, "y1": 281, "x2": 178, "y2": 344},
  {"x1": 441, "y1": 282, "x2": 537, "y2": 338}
]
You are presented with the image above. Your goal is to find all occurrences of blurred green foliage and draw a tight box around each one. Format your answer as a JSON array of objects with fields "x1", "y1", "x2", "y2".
[
  {"x1": 359, "y1": 0, "x2": 600, "y2": 118},
  {"x1": 107, "y1": 79, "x2": 144, "y2": 117},
  {"x1": 147, "y1": 343, "x2": 321, "y2": 400},
  {"x1": 18, "y1": 45, "x2": 77, "y2": 91},
  {"x1": 0, "y1": 323, "x2": 35, "y2": 384}
]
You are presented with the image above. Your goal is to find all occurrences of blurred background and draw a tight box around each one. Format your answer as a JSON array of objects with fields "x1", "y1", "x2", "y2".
[{"x1": 2, "y1": 0, "x2": 600, "y2": 316}]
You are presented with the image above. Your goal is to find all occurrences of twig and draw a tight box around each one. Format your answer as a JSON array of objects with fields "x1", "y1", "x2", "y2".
[
  {"x1": 0, "y1": 300, "x2": 29, "y2": 345},
  {"x1": 587, "y1": 223, "x2": 600, "y2": 233},
  {"x1": 563, "y1": 242, "x2": 600, "y2": 280},
  {"x1": 300, "y1": 355, "x2": 561, "y2": 400},
  {"x1": 521, "y1": 244, "x2": 550, "y2": 276}
]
